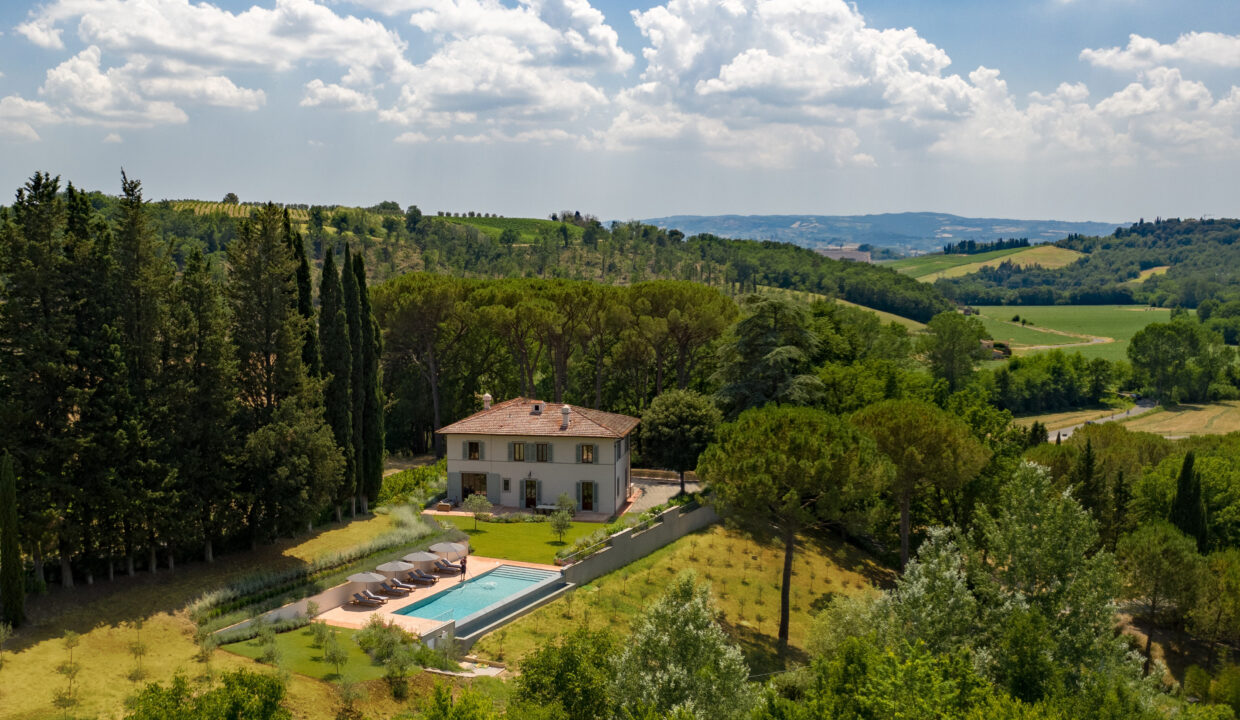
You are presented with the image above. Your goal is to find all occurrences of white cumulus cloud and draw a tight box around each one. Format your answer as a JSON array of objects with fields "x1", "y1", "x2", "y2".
[
  {"x1": 301, "y1": 79, "x2": 377, "y2": 111},
  {"x1": 1082, "y1": 32, "x2": 1240, "y2": 71}
]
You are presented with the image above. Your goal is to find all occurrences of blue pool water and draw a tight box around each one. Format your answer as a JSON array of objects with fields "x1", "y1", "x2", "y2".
[{"x1": 394, "y1": 565, "x2": 560, "y2": 622}]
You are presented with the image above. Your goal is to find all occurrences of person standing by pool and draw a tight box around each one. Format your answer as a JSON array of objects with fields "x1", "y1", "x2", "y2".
[{"x1": 460, "y1": 556, "x2": 467, "y2": 576}]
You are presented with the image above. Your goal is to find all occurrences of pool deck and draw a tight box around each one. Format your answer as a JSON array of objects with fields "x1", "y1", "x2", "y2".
[{"x1": 315, "y1": 556, "x2": 560, "y2": 637}]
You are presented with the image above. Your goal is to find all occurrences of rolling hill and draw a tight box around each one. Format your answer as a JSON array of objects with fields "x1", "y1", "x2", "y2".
[
  {"x1": 892, "y1": 245, "x2": 1084, "y2": 282},
  {"x1": 641, "y1": 212, "x2": 1117, "y2": 254}
]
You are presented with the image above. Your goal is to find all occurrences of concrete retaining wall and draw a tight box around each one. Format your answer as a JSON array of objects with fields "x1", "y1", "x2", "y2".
[
  {"x1": 563, "y1": 503, "x2": 719, "y2": 586},
  {"x1": 219, "y1": 582, "x2": 362, "y2": 636}
]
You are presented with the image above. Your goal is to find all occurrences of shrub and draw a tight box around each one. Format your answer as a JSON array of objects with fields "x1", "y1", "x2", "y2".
[{"x1": 378, "y1": 461, "x2": 446, "y2": 506}]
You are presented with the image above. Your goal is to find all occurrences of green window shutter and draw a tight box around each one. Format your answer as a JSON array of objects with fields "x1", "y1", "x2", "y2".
[
  {"x1": 547, "y1": 444, "x2": 554, "y2": 463},
  {"x1": 461, "y1": 441, "x2": 468, "y2": 460},
  {"x1": 536, "y1": 479, "x2": 543, "y2": 504},
  {"x1": 592, "y1": 482, "x2": 600, "y2": 510},
  {"x1": 591, "y1": 444, "x2": 598, "y2": 464},
  {"x1": 525, "y1": 443, "x2": 534, "y2": 463},
  {"x1": 575, "y1": 444, "x2": 582, "y2": 463},
  {"x1": 507, "y1": 443, "x2": 514, "y2": 462},
  {"x1": 479, "y1": 442, "x2": 485, "y2": 460},
  {"x1": 576, "y1": 482, "x2": 582, "y2": 511}
]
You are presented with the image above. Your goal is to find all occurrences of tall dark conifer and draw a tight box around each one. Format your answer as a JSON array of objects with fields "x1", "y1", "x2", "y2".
[
  {"x1": 285, "y1": 210, "x2": 320, "y2": 376},
  {"x1": 353, "y1": 254, "x2": 384, "y2": 509},
  {"x1": 341, "y1": 245, "x2": 365, "y2": 513},
  {"x1": 165, "y1": 248, "x2": 239, "y2": 563},
  {"x1": 1170, "y1": 451, "x2": 1208, "y2": 551},
  {"x1": 319, "y1": 250, "x2": 354, "y2": 521},
  {"x1": 0, "y1": 453, "x2": 23, "y2": 626}
]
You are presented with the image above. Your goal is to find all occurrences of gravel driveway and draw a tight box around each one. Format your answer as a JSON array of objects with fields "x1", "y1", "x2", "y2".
[{"x1": 626, "y1": 479, "x2": 701, "y2": 514}]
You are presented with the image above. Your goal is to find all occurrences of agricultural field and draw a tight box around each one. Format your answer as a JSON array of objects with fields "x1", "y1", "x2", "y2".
[
  {"x1": 470, "y1": 524, "x2": 892, "y2": 674},
  {"x1": 975, "y1": 313, "x2": 1079, "y2": 351},
  {"x1": 1014, "y1": 401, "x2": 1135, "y2": 432},
  {"x1": 1121, "y1": 401, "x2": 1240, "y2": 436},
  {"x1": 0, "y1": 512, "x2": 438, "y2": 720},
  {"x1": 1126, "y1": 265, "x2": 1170, "y2": 285},
  {"x1": 171, "y1": 200, "x2": 310, "y2": 222},
  {"x1": 917, "y1": 245, "x2": 1083, "y2": 282},
  {"x1": 974, "y1": 304, "x2": 1176, "y2": 362},
  {"x1": 885, "y1": 246, "x2": 1029, "y2": 279}
]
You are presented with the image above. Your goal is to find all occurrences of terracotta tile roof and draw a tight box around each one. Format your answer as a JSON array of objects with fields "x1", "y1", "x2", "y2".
[{"x1": 436, "y1": 397, "x2": 639, "y2": 439}]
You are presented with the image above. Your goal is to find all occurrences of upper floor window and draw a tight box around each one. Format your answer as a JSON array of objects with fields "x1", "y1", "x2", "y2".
[
  {"x1": 467, "y1": 441, "x2": 480, "y2": 460},
  {"x1": 536, "y1": 443, "x2": 549, "y2": 462},
  {"x1": 581, "y1": 444, "x2": 594, "y2": 464},
  {"x1": 513, "y1": 442, "x2": 525, "y2": 461}
]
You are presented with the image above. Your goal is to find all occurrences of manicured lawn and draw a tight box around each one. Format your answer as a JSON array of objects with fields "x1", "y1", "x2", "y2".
[
  {"x1": 470, "y1": 524, "x2": 893, "y2": 674},
  {"x1": 1121, "y1": 401, "x2": 1240, "y2": 436},
  {"x1": 975, "y1": 304, "x2": 1177, "y2": 362},
  {"x1": 222, "y1": 626, "x2": 386, "y2": 682},
  {"x1": 433, "y1": 515, "x2": 597, "y2": 564},
  {"x1": 0, "y1": 512, "x2": 428, "y2": 720}
]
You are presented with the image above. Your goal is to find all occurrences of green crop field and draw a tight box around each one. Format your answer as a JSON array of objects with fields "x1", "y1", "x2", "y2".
[
  {"x1": 886, "y1": 246, "x2": 1029, "y2": 279},
  {"x1": 887, "y1": 245, "x2": 1083, "y2": 282},
  {"x1": 974, "y1": 305, "x2": 1177, "y2": 362},
  {"x1": 975, "y1": 313, "x2": 1078, "y2": 350}
]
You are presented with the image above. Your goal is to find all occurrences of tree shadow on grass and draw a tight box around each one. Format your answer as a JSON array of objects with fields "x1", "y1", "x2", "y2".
[
  {"x1": 800, "y1": 533, "x2": 898, "y2": 591},
  {"x1": 720, "y1": 619, "x2": 809, "y2": 675}
]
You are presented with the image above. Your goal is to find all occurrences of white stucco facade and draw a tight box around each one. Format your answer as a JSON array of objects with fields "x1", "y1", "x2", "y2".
[{"x1": 443, "y1": 433, "x2": 632, "y2": 516}]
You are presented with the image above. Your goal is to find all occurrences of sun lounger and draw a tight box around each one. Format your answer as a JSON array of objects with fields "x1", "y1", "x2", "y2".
[
  {"x1": 413, "y1": 568, "x2": 439, "y2": 583},
  {"x1": 404, "y1": 571, "x2": 435, "y2": 586},
  {"x1": 351, "y1": 592, "x2": 383, "y2": 607},
  {"x1": 379, "y1": 581, "x2": 410, "y2": 596},
  {"x1": 391, "y1": 577, "x2": 418, "y2": 591},
  {"x1": 363, "y1": 589, "x2": 388, "y2": 604},
  {"x1": 433, "y1": 559, "x2": 463, "y2": 574}
]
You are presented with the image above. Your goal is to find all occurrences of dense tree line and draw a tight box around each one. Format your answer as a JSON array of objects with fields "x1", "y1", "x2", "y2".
[
  {"x1": 941, "y1": 237, "x2": 1030, "y2": 254},
  {"x1": 939, "y1": 217, "x2": 1240, "y2": 307},
  {"x1": 0, "y1": 174, "x2": 382, "y2": 620}
]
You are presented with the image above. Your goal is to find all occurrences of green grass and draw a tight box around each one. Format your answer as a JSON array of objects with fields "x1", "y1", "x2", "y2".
[
  {"x1": 975, "y1": 305, "x2": 1177, "y2": 362},
  {"x1": 0, "y1": 513, "x2": 433, "y2": 720},
  {"x1": 886, "y1": 247, "x2": 1029, "y2": 278},
  {"x1": 222, "y1": 626, "x2": 386, "y2": 682},
  {"x1": 975, "y1": 314, "x2": 1079, "y2": 349},
  {"x1": 471, "y1": 525, "x2": 893, "y2": 674},
  {"x1": 432, "y1": 515, "x2": 598, "y2": 564},
  {"x1": 1121, "y1": 401, "x2": 1240, "y2": 436}
]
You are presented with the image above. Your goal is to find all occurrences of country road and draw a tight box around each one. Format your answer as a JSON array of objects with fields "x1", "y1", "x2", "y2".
[{"x1": 1049, "y1": 399, "x2": 1158, "y2": 443}]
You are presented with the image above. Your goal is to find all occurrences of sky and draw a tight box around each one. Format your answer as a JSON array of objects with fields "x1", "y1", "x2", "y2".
[{"x1": 1, "y1": 0, "x2": 1239, "y2": 223}]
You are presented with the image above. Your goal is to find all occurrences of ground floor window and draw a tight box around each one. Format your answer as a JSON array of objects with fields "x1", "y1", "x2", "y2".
[
  {"x1": 502, "y1": 477, "x2": 510, "y2": 492},
  {"x1": 462, "y1": 472, "x2": 487, "y2": 498},
  {"x1": 581, "y1": 481, "x2": 595, "y2": 511},
  {"x1": 524, "y1": 480, "x2": 538, "y2": 508}
]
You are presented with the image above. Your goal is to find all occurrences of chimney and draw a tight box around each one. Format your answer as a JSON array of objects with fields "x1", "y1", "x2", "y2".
[
  {"x1": 532, "y1": 401, "x2": 544, "y2": 415},
  {"x1": 482, "y1": 392, "x2": 492, "y2": 410},
  {"x1": 560, "y1": 404, "x2": 571, "y2": 430}
]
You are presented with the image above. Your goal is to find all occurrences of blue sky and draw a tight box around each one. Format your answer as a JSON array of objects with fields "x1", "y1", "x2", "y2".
[{"x1": 1, "y1": 0, "x2": 1239, "y2": 223}]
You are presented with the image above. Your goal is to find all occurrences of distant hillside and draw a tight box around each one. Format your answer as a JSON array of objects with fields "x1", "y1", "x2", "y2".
[
  {"x1": 641, "y1": 213, "x2": 1118, "y2": 254},
  {"x1": 891, "y1": 245, "x2": 1085, "y2": 282},
  {"x1": 937, "y1": 217, "x2": 1240, "y2": 307}
]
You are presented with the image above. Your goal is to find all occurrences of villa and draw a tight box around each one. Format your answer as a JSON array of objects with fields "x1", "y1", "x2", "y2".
[{"x1": 437, "y1": 395, "x2": 639, "y2": 515}]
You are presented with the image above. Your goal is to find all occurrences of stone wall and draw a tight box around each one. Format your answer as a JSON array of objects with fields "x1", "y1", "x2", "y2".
[{"x1": 562, "y1": 503, "x2": 719, "y2": 586}]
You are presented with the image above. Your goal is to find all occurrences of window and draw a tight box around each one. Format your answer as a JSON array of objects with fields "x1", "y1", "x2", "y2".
[
  {"x1": 513, "y1": 442, "x2": 525, "y2": 462},
  {"x1": 614, "y1": 440, "x2": 621, "y2": 459},
  {"x1": 467, "y1": 441, "x2": 480, "y2": 460},
  {"x1": 581, "y1": 444, "x2": 594, "y2": 464},
  {"x1": 503, "y1": 477, "x2": 510, "y2": 492},
  {"x1": 536, "y1": 443, "x2": 549, "y2": 462}
]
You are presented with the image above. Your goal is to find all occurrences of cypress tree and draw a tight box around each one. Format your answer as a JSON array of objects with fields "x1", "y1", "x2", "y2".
[
  {"x1": 0, "y1": 453, "x2": 23, "y2": 626},
  {"x1": 1072, "y1": 439, "x2": 1102, "y2": 518},
  {"x1": 319, "y1": 251, "x2": 354, "y2": 522},
  {"x1": 353, "y1": 254, "x2": 384, "y2": 510},
  {"x1": 285, "y1": 210, "x2": 320, "y2": 377},
  {"x1": 1170, "y1": 451, "x2": 1208, "y2": 551},
  {"x1": 341, "y1": 245, "x2": 364, "y2": 514}
]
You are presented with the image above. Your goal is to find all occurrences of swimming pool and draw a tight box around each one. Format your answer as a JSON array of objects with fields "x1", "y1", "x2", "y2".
[{"x1": 395, "y1": 565, "x2": 561, "y2": 623}]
